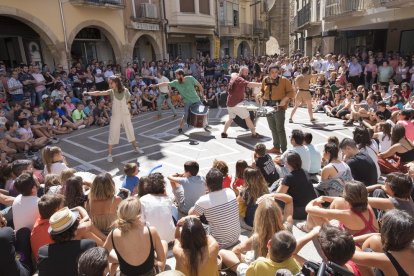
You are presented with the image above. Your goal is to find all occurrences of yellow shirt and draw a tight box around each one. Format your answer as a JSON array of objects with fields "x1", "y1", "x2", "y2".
[
  {"x1": 246, "y1": 257, "x2": 301, "y2": 276},
  {"x1": 260, "y1": 76, "x2": 295, "y2": 109}
]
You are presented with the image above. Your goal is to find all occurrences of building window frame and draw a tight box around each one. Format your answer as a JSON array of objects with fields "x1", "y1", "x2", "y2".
[
  {"x1": 179, "y1": 0, "x2": 195, "y2": 13},
  {"x1": 199, "y1": 0, "x2": 210, "y2": 15}
]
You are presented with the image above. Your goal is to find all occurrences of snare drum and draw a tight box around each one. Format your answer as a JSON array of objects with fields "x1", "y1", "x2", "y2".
[{"x1": 187, "y1": 103, "x2": 209, "y2": 128}]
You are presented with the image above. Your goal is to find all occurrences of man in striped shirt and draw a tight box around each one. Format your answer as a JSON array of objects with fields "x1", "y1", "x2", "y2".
[{"x1": 190, "y1": 168, "x2": 241, "y2": 249}]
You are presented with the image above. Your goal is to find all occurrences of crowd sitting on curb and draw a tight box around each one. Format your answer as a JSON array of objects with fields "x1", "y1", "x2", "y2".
[{"x1": 1, "y1": 49, "x2": 414, "y2": 275}]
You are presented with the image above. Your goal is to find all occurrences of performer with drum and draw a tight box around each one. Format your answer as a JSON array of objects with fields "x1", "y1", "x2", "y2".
[
  {"x1": 260, "y1": 64, "x2": 295, "y2": 154},
  {"x1": 84, "y1": 75, "x2": 144, "y2": 163},
  {"x1": 151, "y1": 69, "x2": 207, "y2": 133},
  {"x1": 221, "y1": 66, "x2": 262, "y2": 138},
  {"x1": 289, "y1": 66, "x2": 317, "y2": 123}
]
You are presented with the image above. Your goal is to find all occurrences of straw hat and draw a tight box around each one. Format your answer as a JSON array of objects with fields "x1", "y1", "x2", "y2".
[{"x1": 48, "y1": 207, "x2": 79, "y2": 235}]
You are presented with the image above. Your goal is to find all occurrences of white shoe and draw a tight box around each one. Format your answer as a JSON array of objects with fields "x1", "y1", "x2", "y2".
[
  {"x1": 107, "y1": 155, "x2": 113, "y2": 162},
  {"x1": 134, "y1": 148, "x2": 144, "y2": 154},
  {"x1": 78, "y1": 125, "x2": 86, "y2": 129}
]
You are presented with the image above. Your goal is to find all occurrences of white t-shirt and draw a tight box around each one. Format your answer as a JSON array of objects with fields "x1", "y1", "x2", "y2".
[
  {"x1": 140, "y1": 194, "x2": 175, "y2": 243},
  {"x1": 155, "y1": 76, "x2": 170, "y2": 94},
  {"x1": 44, "y1": 162, "x2": 69, "y2": 176},
  {"x1": 17, "y1": 127, "x2": 34, "y2": 139},
  {"x1": 94, "y1": 68, "x2": 104, "y2": 83},
  {"x1": 104, "y1": 70, "x2": 114, "y2": 79},
  {"x1": 282, "y1": 64, "x2": 293, "y2": 77},
  {"x1": 377, "y1": 132, "x2": 392, "y2": 153},
  {"x1": 12, "y1": 195, "x2": 39, "y2": 231}
]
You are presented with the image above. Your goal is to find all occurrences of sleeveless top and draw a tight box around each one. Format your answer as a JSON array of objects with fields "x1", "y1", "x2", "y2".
[
  {"x1": 385, "y1": 251, "x2": 408, "y2": 276},
  {"x1": 326, "y1": 161, "x2": 353, "y2": 180},
  {"x1": 111, "y1": 226, "x2": 155, "y2": 276},
  {"x1": 339, "y1": 207, "x2": 377, "y2": 237},
  {"x1": 346, "y1": 260, "x2": 362, "y2": 276},
  {"x1": 396, "y1": 142, "x2": 414, "y2": 163},
  {"x1": 88, "y1": 197, "x2": 117, "y2": 236}
]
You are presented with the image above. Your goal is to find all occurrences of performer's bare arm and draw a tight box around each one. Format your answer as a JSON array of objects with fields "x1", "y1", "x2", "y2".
[
  {"x1": 196, "y1": 82, "x2": 204, "y2": 94},
  {"x1": 152, "y1": 82, "x2": 169, "y2": 88},
  {"x1": 84, "y1": 90, "x2": 110, "y2": 96}
]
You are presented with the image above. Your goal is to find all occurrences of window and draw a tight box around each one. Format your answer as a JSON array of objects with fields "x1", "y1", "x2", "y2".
[
  {"x1": 233, "y1": 10, "x2": 239, "y2": 27},
  {"x1": 199, "y1": 0, "x2": 210, "y2": 14},
  {"x1": 180, "y1": 0, "x2": 195, "y2": 13}
]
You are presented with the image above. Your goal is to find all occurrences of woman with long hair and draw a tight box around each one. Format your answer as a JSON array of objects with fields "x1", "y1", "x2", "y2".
[
  {"x1": 352, "y1": 209, "x2": 414, "y2": 276},
  {"x1": 104, "y1": 197, "x2": 166, "y2": 275},
  {"x1": 230, "y1": 160, "x2": 248, "y2": 195},
  {"x1": 63, "y1": 176, "x2": 87, "y2": 209},
  {"x1": 84, "y1": 75, "x2": 143, "y2": 163},
  {"x1": 378, "y1": 124, "x2": 414, "y2": 174},
  {"x1": 173, "y1": 217, "x2": 219, "y2": 276},
  {"x1": 238, "y1": 168, "x2": 269, "y2": 227},
  {"x1": 301, "y1": 180, "x2": 379, "y2": 236},
  {"x1": 353, "y1": 126, "x2": 381, "y2": 178},
  {"x1": 372, "y1": 122, "x2": 392, "y2": 153},
  {"x1": 219, "y1": 196, "x2": 293, "y2": 273},
  {"x1": 86, "y1": 173, "x2": 122, "y2": 236}
]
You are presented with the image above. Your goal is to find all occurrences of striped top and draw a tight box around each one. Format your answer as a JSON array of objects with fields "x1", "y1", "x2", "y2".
[{"x1": 193, "y1": 188, "x2": 241, "y2": 248}]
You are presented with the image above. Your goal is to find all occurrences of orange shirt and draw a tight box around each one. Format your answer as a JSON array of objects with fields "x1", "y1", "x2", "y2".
[{"x1": 31, "y1": 218, "x2": 53, "y2": 259}]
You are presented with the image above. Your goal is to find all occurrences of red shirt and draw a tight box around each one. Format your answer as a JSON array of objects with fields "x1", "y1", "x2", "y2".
[
  {"x1": 227, "y1": 76, "x2": 249, "y2": 107},
  {"x1": 31, "y1": 218, "x2": 53, "y2": 259},
  {"x1": 222, "y1": 175, "x2": 232, "y2": 189},
  {"x1": 233, "y1": 178, "x2": 245, "y2": 188}
]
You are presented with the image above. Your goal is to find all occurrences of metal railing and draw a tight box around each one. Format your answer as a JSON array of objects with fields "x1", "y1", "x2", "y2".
[
  {"x1": 325, "y1": 0, "x2": 365, "y2": 18},
  {"x1": 70, "y1": 0, "x2": 125, "y2": 7},
  {"x1": 298, "y1": 3, "x2": 311, "y2": 27}
]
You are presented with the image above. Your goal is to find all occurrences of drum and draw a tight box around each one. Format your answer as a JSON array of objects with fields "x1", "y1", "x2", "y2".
[{"x1": 187, "y1": 103, "x2": 209, "y2": 128}]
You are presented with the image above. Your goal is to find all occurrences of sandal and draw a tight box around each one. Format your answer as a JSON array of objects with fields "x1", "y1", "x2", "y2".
[
  {"x1": 221, "y1": 132, "x2": 228, "y2": 138},
  {"x1": 296, "y1": 222, "x2": 310, "y2": 233},
  {"x1": 289, "y1": 118, "x2": 293, "y2": 123}
]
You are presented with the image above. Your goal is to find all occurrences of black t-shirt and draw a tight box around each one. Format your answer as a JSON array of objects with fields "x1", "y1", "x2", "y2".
[
  {"x1": 37, "y1": 239, "x2": 96, "y2": 276},
  {"x1": 255, "y1": 154, "x2": 279, "y2": 186},
  {"x1": 68, "y1": 73, "x2": 82, "y2": 87},
  {"x1": 283, "y1": 169, "x2": 317, "y2": 217},
  {"x1": 346, "y1": 152, "x2": 378, "y2": 186},
  {"x1": 376, "y1": 108, "x2": 391, "y2": 121}
]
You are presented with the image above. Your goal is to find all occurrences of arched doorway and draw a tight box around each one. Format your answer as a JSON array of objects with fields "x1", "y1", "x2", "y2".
[
  {"x1": 237, "y1": 41, "x2": 251, "y2": 58},
  {"x1": 71, "y1": 27, "x2": 116, "y2": 65},
  {"x1": 0, "y1": 16, "x2": 53, "y2": 68},
  {"x1": 133, "y1": 35, "x2": 156, "y2": 64},
  {"x1": 266, "y1": 36, "x2": 281, "y2": 56}
]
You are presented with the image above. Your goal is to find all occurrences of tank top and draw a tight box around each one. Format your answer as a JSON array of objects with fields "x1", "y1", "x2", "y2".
[
  {"x1": 111, "y1": 226, "x2": 155, "y2": 276},
  {"x1": 396, "y1": 142, "x2": 414, "y2": 163},
  {"x1": 339, "y1": 207, "x2": 377, "y2": 237},
  {"x1": 327, "y1": 161, "x2": 351, "y2": 180},
  {"x1": 385, "y1": 251, "x2": 408, "y2": 276}
]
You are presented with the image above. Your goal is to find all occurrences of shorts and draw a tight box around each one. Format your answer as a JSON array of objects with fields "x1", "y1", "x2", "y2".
[
  {"x1": 228, "y1": 102, "x2": 250, "y2": 120},
  {"x1": 295, "y1": 90, "x2": 312, "y2": 102}
]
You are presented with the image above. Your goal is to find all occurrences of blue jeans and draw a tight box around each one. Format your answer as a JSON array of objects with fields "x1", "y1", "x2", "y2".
[
  {"x1": 11, "y1": 94, "x2": 24, "y2": 103},
  {"x1": 157, "y1": 93, "x2": 176, "y2": 116},
  {"x1": 31, "y1": 90, "x2": 44, "y2": 107}
]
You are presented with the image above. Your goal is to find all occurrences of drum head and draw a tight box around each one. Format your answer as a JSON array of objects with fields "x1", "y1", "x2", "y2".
[{"x1": 190, "y1": 104, "x2": 209, "y2": 115}]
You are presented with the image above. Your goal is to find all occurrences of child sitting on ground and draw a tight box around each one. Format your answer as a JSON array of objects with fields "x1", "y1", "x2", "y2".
[
  {"x1": 121, "y1": 163, "x2": 139, "y2": 195},
  {"x1": 212, "y1": 159, "x2": 232, "y2": 189},
  {"x1": 252, "y1": 143, "x2": 279, "y2": 188},
  {"x1": 245, "y1": 231, "x2": 301, "y2": 276}
]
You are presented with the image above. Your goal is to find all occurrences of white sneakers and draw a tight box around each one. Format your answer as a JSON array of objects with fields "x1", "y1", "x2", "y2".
[
  {"x1": 135, "y1": 148, "x2": 144, "y2": 154},
  {"x1": 107, "y1": 155, "x2": 113, "y2": 163}
]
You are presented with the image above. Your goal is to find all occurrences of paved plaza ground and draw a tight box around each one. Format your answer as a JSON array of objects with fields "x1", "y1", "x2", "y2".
[{"x1": 58, "y1": 105, "x2": 354, "y2": 265}]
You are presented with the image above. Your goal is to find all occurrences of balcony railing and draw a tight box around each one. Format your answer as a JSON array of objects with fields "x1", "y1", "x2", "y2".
[
  {"x1": 298, "y1": 3, "x2": 311, "y2": 27},
  {"x1": 70, "y1": 0, "x2": 125, "y2": 8},
  {"x1": 325, "y1": 0, "x2": 365, "y2": 18}
]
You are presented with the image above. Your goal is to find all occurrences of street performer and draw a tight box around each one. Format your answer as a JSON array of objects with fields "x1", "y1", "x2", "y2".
[
  {"x1": 151, "y1": 69, "x2": 207, "y2": 134},
  {"x1": 221, "y1": 66, "x2": 262, "y2": 138},
  {"x1": 260, "y1": 64, "x2": 295, "y2": 154},
  {"x1": 289, "y1": 65, "x2": 318, "y2": 123}
]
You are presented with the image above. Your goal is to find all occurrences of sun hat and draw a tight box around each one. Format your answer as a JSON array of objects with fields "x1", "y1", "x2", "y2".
[
  {"x1": 42, "y1": 94, "x2": 49, "y2": 100},
  {"x1": 48, "y1": 207, "x2": 79, "y2": 235}
]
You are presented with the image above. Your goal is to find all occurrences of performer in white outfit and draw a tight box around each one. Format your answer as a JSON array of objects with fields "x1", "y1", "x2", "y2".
[{"x1": 84, "y1": 75, "x2": 143, "y2": 162}]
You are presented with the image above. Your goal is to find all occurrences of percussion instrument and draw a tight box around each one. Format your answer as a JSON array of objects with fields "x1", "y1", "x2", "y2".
[{"x1": 187, "y1": 103, "x2": 209, "y2": 128}]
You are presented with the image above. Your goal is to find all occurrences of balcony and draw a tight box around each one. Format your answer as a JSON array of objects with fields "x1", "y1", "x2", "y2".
[
  {"x1": 324, "y1": 0, "x2": 365, "y2": 19},
  {"x1": 219, "y1": 23, "x2": 253, "y2": 37},
  {"x1": 376, "y1": 0, "x2": 414, "y2": 7},
  {"x1": 297, "y1": 3, "x2": 311, "y2": 27},
  {"x1": 70, "y1": 0, "x2": 125, "y2": 9}
]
